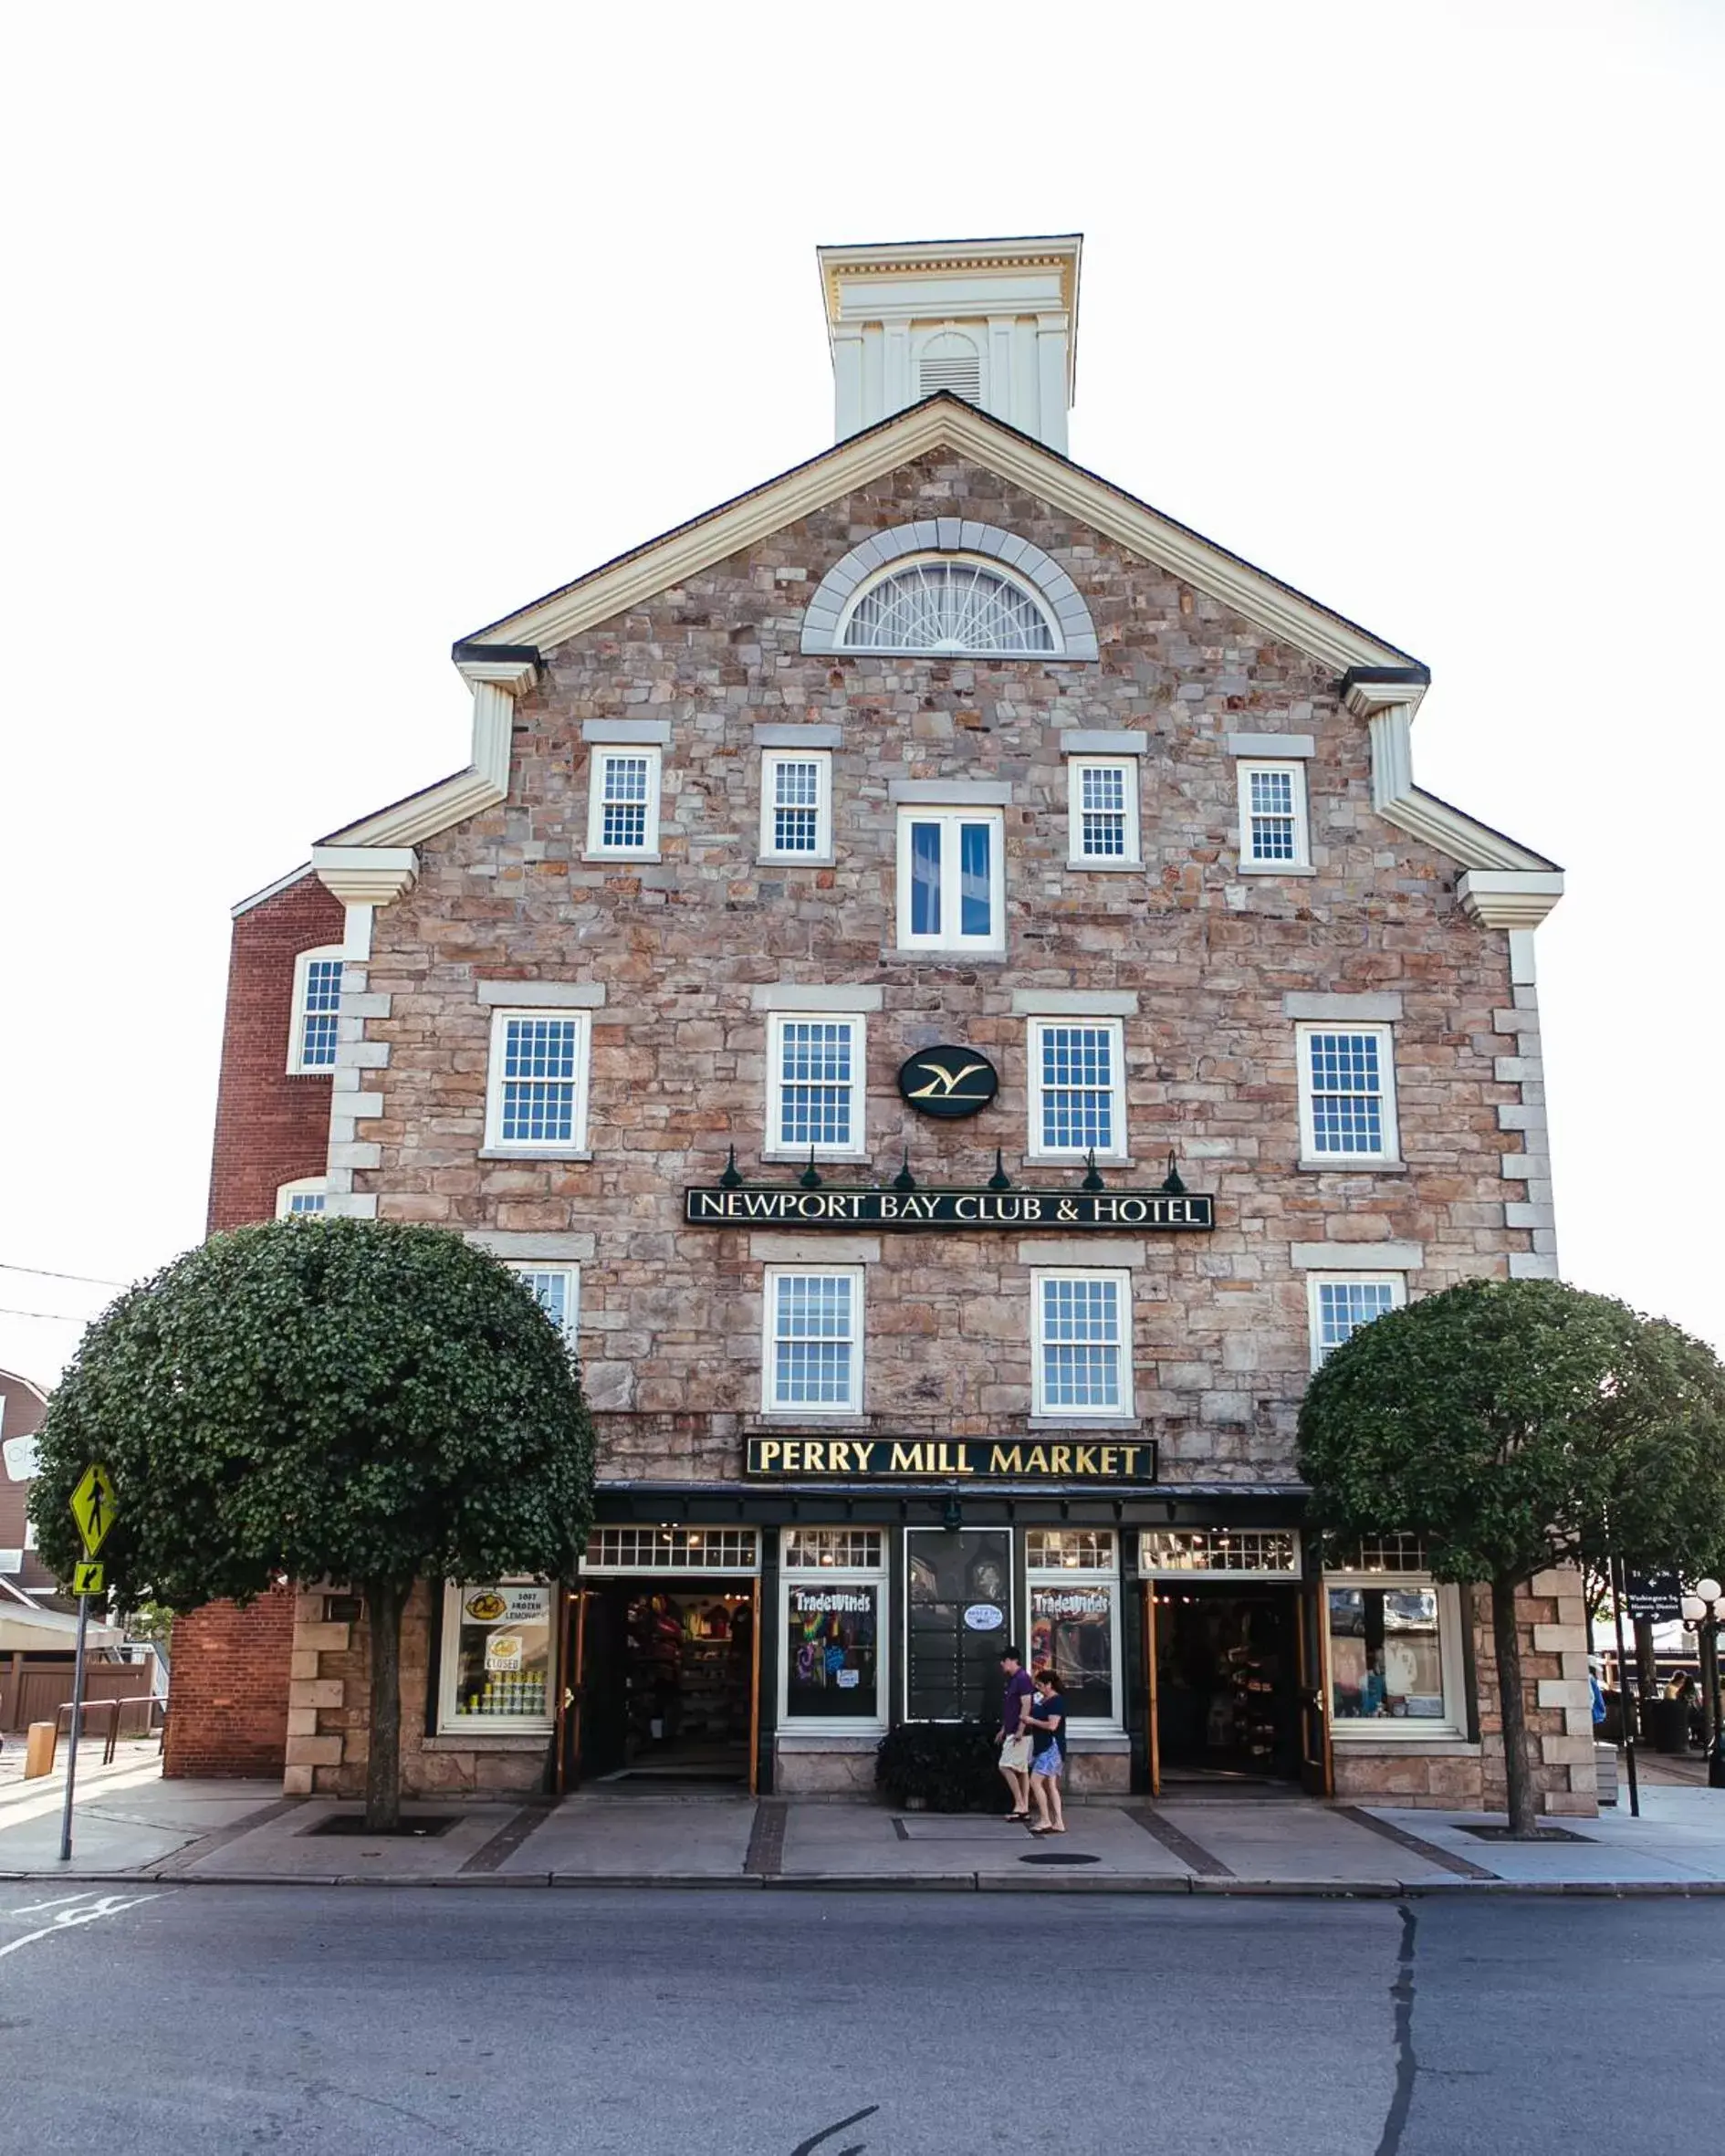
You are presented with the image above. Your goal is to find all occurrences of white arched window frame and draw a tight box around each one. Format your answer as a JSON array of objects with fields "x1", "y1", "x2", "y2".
[
  {"x1": 276, "y1": 1177, "x2": 328, "y2": 1219},
  {"x1": 836, "y1": 554, "x2": 1061, "y2": 658},
  {"x1": 801, "y1": 525, "x2": 1098, "y2": 661}
]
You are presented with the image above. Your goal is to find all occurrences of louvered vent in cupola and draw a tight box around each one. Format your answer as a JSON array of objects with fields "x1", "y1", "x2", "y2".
[{"x1": 917, "y1": 330, "x2": 982, "y2": 404}]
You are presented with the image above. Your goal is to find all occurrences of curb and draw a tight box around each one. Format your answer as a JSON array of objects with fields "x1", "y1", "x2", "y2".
[{"x1": 7, "y1": 1866, "x2": 1725, "y2": 1897}]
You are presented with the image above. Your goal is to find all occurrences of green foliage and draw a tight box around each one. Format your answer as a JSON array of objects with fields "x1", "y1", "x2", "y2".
[
  {"x1": 874, "y1": 1720, "x2": 1001, "y2": 1812},
  {"x1": 1297, "y1": 1277, "x2": 1725, "y2": 1588},
  {"x1": 28, "y1": 1218, "x2": 596, "y2": 1607}
]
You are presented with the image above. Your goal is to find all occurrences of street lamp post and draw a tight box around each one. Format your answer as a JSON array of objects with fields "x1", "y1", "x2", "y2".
[{"x1": 1678, "y1": 1578, "x2": 1725, "y2": 1787}]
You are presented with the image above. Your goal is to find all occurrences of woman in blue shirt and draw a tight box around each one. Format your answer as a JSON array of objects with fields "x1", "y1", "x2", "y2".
[{"x1": 1025, "y1": 1668, "x2": 1067, "y2": 1835}]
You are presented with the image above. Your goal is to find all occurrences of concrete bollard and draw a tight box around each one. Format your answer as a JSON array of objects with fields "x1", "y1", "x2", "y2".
[{"x1": 23, "y1": 1721, "x2": 58, "y2": 1779}]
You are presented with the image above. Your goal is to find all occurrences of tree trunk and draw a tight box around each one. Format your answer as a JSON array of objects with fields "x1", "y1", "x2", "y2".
[
  {"x1": 1634, "y1": 1616, "x2": 1658, "y2": 1701},
  {"x1": 1492, "y1": 1571, "x2": 1539, "y2": 1837},
  {"x1": 364, "y1": 1577, "x2": 406, "y2": 1833}
]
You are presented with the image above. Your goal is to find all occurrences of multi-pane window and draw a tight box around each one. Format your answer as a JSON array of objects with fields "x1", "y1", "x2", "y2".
[
  {"x1": 768, "y1": 1014, "x2": 866, "y2": 1157},
  {"x1": 780, "y1": 1527, "x2": 887, "y2": 1729},
  {"x1": 1028, "y1": 1020, "x2": 1125, "y2": 1159},
  {"x1": 1297, "y1": 1024, "x2": 1398, "y2": 1163},
  {"x1": 288, "y1": 946, "x2": 344, "y2": 1073},
  {"x1": 764, "y1": 1268, "x2": 862, "y2": 1415},
  {"x1": 1238, "y1": 759, "x2": 1310, "y2": 869},
  {"x1": 1033, "y1": 1272, "x2": 1131, "y2": 1418},
  {"x1": 276, "y1": 1178, "x2": 328, "y2": 1219},
  {"x1": 841, "y1": 559, "x2": 1058, "y2": 654},
  {"x1": 760, "y1": 750, "x2": 831, "y2": 860},
  {"x1": 586, "y1": 747, "x2": 661, "y2": 856},
  {"x1": 584, "y1": 1526, "x2": 760, "y2": 1573},
  {"x1": 508, "y1": 1263, "x2": 580, "y2": 1348},
  {"x1": 484, "y1": 1010, "x2": 591, "y2": 1151},
  {"x1": 1068, "y1": 758, "x2": 1139, "y2": 864},
  {"x1": 1308, "y1": 1274, "x2": 1404, "y2": 1367},
  {"x1": 1027, "y1": 1529, "x2": 1121, "y2": 1728},
  {"x1": 897, "y1": 808, "x2": 1005, "y2": 952}
]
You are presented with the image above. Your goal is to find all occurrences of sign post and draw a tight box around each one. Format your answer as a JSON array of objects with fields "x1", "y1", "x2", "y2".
[
  {"x1": 58, "y1": 1463, "x2": 117, "y2": 1865},
  {"x1": 1611, "y1": 1550, "x2": 1640, "y2": 1822}
]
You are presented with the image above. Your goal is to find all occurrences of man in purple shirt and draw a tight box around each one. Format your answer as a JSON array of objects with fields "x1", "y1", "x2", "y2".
[{"x1": 996, "y1": 1645, "x2": 1035, "y2": 1819}]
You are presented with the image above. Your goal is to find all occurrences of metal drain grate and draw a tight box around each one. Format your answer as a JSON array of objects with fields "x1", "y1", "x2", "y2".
[{"x1": 1019, "y1": 1851, "x2": 1102, "y2": 1866}]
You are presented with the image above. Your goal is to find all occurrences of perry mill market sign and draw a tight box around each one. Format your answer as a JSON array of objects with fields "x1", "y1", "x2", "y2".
[{"x1": 685, "y1": 1187, "x2": 1215, "y2": 1231}]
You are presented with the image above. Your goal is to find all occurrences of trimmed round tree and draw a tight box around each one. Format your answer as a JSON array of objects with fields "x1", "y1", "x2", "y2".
[
  {"x1": 29, "y1": 1218, "x2": 595, "y2": 1828},
  {"x1": 1297, "y1": 1276, "x2": 1725, "y2": 1834}
]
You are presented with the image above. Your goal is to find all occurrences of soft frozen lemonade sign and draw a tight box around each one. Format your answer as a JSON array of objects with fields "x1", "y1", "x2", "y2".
[{"x1": 463, "y1": 1586, "x2": 550, "y2": 1627}]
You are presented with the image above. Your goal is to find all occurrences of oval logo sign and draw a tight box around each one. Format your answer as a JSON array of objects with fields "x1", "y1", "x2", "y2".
[
  {"x1": 897, "y1": 1046, "x2": 999, "y2": 1120},
  {"x1": 963, "y1": 1603, "x2": 1006, "y2": 1632}
]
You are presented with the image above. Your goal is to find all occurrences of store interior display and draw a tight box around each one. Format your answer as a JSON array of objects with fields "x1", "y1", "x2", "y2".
[
  {"x1": 1155, "y1": 1586, "x2": 1300, "y2": 1781},
  {"x1": 580, "y1": 1581, "x2": 754, "y2": 1782}
]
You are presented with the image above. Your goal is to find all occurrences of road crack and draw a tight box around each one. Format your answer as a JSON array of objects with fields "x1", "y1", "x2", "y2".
[{"x1": 1374, "y1": 1903, "x2": 1418, "y2": 2156}]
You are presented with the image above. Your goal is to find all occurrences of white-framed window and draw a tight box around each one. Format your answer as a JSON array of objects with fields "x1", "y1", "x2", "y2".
[
  {"x1": 586, "y1": 746, "x2": 662, "y2": 858},
  {"x1": 1068, "y1": 758, "x2": 1140, "y2": 866},
  {"x1": 766, "y1": 1013, "x2": 867, "y2": 1159},
  {"x1": 896, "y1": 807, "x2": 1005, "y2": 954},
  {"x1": 1238, "y1": 759, "x2": 1310, "y2": 870},
  {"x1": 1296, "y1": 1023, "x2": 1399, "y2": 1165},
  {"x1": 1027, "y1": 1019, "x2": 1126, "y2": 1161},
  {"x1": 839, "y1": 557, "x2": 1059, "y2": 655},
  {"x1": 759, "y1": 749, "x2": 832, "y2": 862},
  {"x1": 484, "y1": 1009, "x2": 591, "y2": 1152},
  {"x1": 763, "y1": 1267, "x2": 862, "y2": 1417},
  {"x1": 1324, "y1": 1566, "x2": 1467, "y2": 1740},
  {"x1": 508, "y1": 1262, "x2": 580, "y2": 1350},
  {"x1": 779, "y1": 1527, "x2": 888, "y2": 1731},
  {"x1": 1027, "y1": 1528, "x2": 1123, "y2": 1732},
  {"x1": 583, "y1": 1526, "x2": 760, "y2": 1574},
  {"x1": 1032, "y1": 1271, "x2": 1132, "y2": 1419},
  {"x1": 288, "y1": 946, "x2": 344, "y2": 1073},
  {"x1": 275, "y1": 1177, "x2": 328, "y2": 1219},
  {"x1": 437, "y1": 1581, "x2": 556, "y2": 1734},
  {"x1": 1308, "y1": 1274, "x2": 1406, "y2": 1369},
  {"x1": 1139, "y1": 1529, "x2": 1302, "y2": 1577}
]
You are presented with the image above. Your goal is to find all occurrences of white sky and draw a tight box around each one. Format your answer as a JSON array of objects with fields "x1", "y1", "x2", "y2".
[{"x1": 3, "y1": 3, "x2": 1720, "y2": 1386}]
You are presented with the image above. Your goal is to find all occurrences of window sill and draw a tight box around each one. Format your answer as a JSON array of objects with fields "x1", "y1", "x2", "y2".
[
  {"x1": 1297, "y1": 1157, "x2": 1406, "y2": 1174},
  {"x1": 1238, "y1": 862, "x2": 1316, "y2": 877},
  {"x1": 748, "y1": 1416, "x2": 871, "y2": 1431},
  {"x1": 1066, "y1": 858, "x2": 1144, "y2": 874},
  {"x1": 761, "y1": 1150, "x2": 871, "y2": 1167},
  {"x1": 758, "y1": 855, "x2": 836, "y2": 869},
  {"x1": 1330, "y1": 1732, "x2": 1475, "y2": 1753},
  {"x1": 582, "y1": 852, "x2": 662, "y2": 866},
  {"x1": 425, "y1": 1731, "x2": 552, "y2": 1749},
  {"x1": 1026, "y1": 1418, "x2": 1144, "y2": 1431},
  {"x1": 479, "y1": 1147, "x2": 594, "y2": 1161},
  {"x1": 774, "y1": 1730, "x2": 885, "y2": 1751},
  {"x1": 886, "y1": 948, "x2": 1008, "y2": 965},
  {"x1": 1021, "y1": 1156, "x2": 1134, "y2": 1172}
]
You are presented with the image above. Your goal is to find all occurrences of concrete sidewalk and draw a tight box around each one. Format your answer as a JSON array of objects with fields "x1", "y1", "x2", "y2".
[{"x1": 6, "y1": 1764, "x2": 1725, "y2": 1894}]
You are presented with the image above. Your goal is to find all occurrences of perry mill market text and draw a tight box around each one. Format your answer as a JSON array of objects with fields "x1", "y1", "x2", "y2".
[{"x1": 179, "y1": 234, "x2": 1595, "y2": 1816}]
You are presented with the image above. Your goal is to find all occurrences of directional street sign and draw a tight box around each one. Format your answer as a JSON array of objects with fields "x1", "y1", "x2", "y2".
[
  {"x1": 70, "y1": 1463, "x2": 118, "y2": 1557},
  {"x1": 71, "y1": 1561, "x2": 105, "y2": 1596}
]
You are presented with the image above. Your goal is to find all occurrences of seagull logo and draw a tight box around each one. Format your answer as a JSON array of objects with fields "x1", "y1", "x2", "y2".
[{"x1": 906, "y1": 1060, "x2": 990, "y2": 1100}]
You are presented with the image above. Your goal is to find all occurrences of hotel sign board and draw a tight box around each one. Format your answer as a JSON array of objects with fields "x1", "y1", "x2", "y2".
[
  {"x1": 685, "y1": 1187, "x2": 1214, "y2": 1232},
  {"x1": 746, "y1": 1436, "x2": 1158, "y2": 1483}
]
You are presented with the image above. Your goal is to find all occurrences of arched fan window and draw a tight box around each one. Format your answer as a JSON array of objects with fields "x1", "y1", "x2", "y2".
[
  {"x1": 839, "y1": 558, "x2": 1059, "y2": 654},
  {"x1": 917, "y1": 330, "x2": 982, "y2": 404}
]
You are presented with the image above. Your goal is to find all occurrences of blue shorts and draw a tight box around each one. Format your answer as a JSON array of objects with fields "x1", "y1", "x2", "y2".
[{"x1": 1031, "y1": 1746, "x2": 1062, "y2": 1778}]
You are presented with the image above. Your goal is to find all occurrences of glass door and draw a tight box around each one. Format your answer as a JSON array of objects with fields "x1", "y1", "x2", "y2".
[
  {"x1": 904, "y1": 1529, "x2": 1013, "y2": 1721},
  {"x1": 1297, "y1": 1581, "x2": 1334, "y2": 1795}
]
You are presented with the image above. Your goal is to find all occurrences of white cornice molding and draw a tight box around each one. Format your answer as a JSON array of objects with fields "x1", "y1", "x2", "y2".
[
  {"x1": 311, "y1": 845, "x2": 421, "y2": 909},
  {"x1": 1457, "y1": 871, "x2": 1565, "y2": 929},
  {"x1": 468, "y1": 400, "x2": 1417, "y2": 676},
  {"x1": 320, "y1": 678, "x2": 517, "y2": 849},
  {"x1": 455, "y1": 654, "x2": 538, "y2": 694}
]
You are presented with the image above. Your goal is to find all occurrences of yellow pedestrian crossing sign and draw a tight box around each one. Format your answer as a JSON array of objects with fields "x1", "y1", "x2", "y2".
[
  {"x1": 72, "y1": 1561, "x2": 105, "y2": 1596},
  {"x1": 70, "y1": 1463, "x2": 118, "y2": 1557}
]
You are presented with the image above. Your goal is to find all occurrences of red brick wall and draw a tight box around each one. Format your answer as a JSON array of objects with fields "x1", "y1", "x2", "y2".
[
  {"x1": 206, "y1": 871, "x2": 345, "y2": 1233},
  {"x1": 0, "y1": 1368, "x2": 53, "y2": 1595},
  {"x1": 163, "y1": 1590, "x2": 296, "y2": 1778}
]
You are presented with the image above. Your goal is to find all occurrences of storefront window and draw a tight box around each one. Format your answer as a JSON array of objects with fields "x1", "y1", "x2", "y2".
[
  {"x1": 1325, "y1": 1579, "x2": 1462, "y2": 1736},
  {"x1": 1027, "y1": 1530, "x2": 1121, "y2": 1729},
  {"x1": 439, "y1": 1583, "x2": 555, "y2": 1732},
  {"x1": 905, "y1": 1528, "x2": 1012, "y2": 1722},
  {"x1": 780, "y1": 1530, "x2": 886, "y2": 1729}
]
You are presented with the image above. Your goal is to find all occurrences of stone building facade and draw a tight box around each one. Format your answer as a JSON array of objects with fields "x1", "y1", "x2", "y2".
[{"x1": 183, "y1": 235, "x2": 1591, "y2": 1814}]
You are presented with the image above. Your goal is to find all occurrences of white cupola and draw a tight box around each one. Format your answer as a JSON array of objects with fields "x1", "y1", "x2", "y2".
[{"x1": 815, "y1": 234, "x2": 1082, "y2": 454}]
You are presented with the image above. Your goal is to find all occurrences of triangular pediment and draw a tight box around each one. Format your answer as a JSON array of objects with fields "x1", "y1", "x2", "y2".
[{"x1": 459, "y1": 394, "x2": 1421, "y2": 678}]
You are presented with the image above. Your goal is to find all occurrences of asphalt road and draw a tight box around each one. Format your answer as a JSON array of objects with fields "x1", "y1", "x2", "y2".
[{"x1": 1, "y1": 1886, "x2": 1721, "y2": 2155}]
